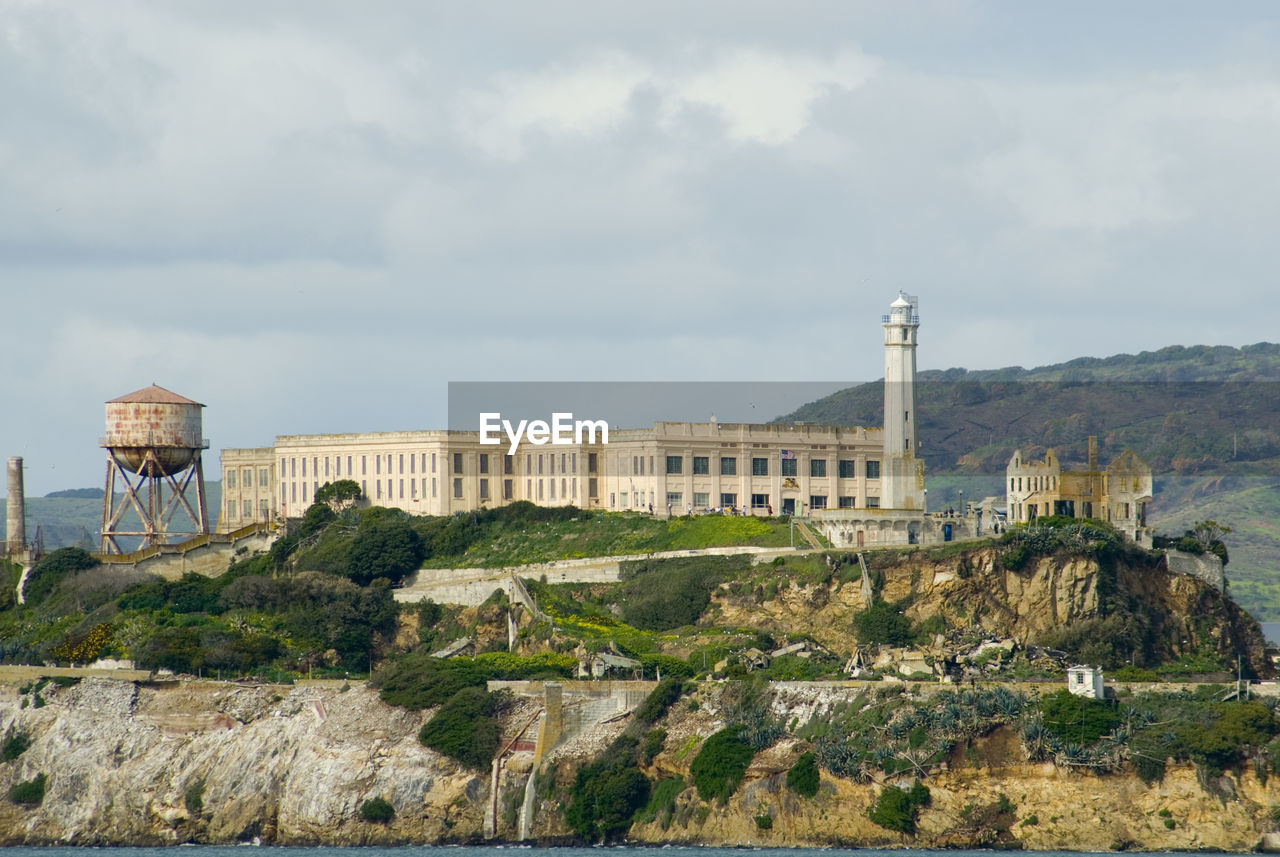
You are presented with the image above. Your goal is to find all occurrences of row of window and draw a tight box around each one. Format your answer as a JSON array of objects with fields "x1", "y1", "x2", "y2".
[
  {"x1": 226, "y1": 499, "x2": 271, "y2": 518},
  {"x1": 1011, "y1": 474, "x2": 1057, "y2": 492},
  {"x1": 617, "y1": 492, "x2": 881, "y2": 510},
  {"x1": 666, "y1": 455, "x2": 880, "y2": 479},
  {"x1": 224, "y1": 467, "x2": 270, "y2": 489}
]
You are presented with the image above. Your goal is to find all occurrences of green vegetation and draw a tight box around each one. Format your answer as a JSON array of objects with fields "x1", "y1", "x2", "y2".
[
  {"x1": 1, "y1": 728, "x2": 31, "y2": 762},
  {"x1": 638, "y1": 776, "x2": 684, "y2": 828},
  {"x1": 690, "y1": 726, "x2": 755, "y2": 803},
  {"x1": 184, "y1": 779, "x2": 204, "y2": 815},
  {"x1": 635, "y1": 677, "x2": 686, "y2": 724},
  {"x1": 9, "y1": 772, "x2": 47, "y2": 806},
  {"x1": 852, "y1": 599, "x2": 913, "y2": 646},
  {"x1": 359, "y1": 796, "x2": 395, "y2": 823},
  {"x1": 417, "y1": 686, "x2": 503, "y2": 769},
  {"x1": 23, "y1": 547, "x2": 100, "y2": 605},
  {"x1": 786, "y1": 750, "x2": 820, "y2": 797},
  {"x1": 372, "y1": 652, "x2": 575, "y2": 710},
  {"x1": 1040, "y1": 690, "x2": 1122, "y2": 745},
  {"x1": 868, "y1": 781, "x2": 930, "y2": 834},
  {"x1": 565, "y1": 734, "x2": 652, "y2": 842}
]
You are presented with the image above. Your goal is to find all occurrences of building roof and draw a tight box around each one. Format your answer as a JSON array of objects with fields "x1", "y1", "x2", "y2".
[{"x1": 107, "y1": 384, "x2": 204, "y2": 406}]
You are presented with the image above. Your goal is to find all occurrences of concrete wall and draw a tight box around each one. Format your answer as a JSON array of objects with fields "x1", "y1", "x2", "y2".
[
  {"x1": 1165, "y1": 548, "x2": 1225, "y2": 592},
  {"x1": 96, "y1": 527, "x2": 276, "y2": 582},
  {"x1": 393, "y1": 545, "x2": 813, "y2": 607}
]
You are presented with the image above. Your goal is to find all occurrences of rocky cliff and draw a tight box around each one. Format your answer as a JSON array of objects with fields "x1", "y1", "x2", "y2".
[
  {"x1": 8, "y1": 675, "x2": 1280, "y2": 851},
  {"x1": 0, "y1": 677, "x2": 484, "y2": 845},
  {"x1": 712, "y1": 545, "x2": 1270, "y2": 677}
]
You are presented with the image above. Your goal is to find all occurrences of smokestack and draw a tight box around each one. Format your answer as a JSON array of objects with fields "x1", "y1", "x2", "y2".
[{"x1": 6, "y1": 457, "x2": 24, "y2": 558}]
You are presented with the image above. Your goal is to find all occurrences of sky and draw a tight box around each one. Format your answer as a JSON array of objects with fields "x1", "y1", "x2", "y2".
[{"x1": 3, "y1": 1, "x2": 1280, "y2": 496}]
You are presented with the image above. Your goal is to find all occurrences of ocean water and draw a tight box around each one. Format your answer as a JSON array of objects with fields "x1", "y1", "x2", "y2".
[{"x1": 0, "y1": 848, "x2": 1243, "y2": 857}]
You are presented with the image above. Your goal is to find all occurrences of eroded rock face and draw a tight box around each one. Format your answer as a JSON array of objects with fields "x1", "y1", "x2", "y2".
[
  {"x1": 715, "y1": 547, "x2": 1270, "y2": 676},
  {"x1": 0, "y1": 679, "x2": 484, "y2": 845}
]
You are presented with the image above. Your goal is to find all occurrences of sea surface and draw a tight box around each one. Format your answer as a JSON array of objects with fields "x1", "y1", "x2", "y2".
[
  {"x1": 0, "y1": 848, "x2": 1245, "y2": 857},
  {"x1": 1260, "y1": 622, "x2": 1280, "y2": 646}
]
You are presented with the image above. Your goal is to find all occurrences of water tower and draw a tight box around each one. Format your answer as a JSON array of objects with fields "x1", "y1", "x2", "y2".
[{"x1": 100, "y1": 384, "x2": 210, "y2": 554}]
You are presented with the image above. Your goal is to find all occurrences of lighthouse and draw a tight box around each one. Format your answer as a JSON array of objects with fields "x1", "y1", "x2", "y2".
[{"x1": 881, "y1": 292, "x2": 924, "y2": 510}]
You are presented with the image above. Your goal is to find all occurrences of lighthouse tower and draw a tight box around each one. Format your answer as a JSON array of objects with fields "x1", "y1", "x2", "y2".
[{"x1": 881, "y1": 292, "x2": 924, "y2": 510}]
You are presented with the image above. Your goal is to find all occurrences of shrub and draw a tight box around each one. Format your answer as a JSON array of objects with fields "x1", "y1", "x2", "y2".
[
  {"x1": 754, "y1": 813, "x2": 773, "y2": 829},
  {"x1": 418, "y1": 686, "x2": 502, "y2": 770},
  {"x1": 786, "y1": 751, "x2": 820, "y2": 797},
  {"x1": 635, "y1": 677, "x2": 686, "y2": 724},
  {"x1": 641, "y1": 729, "x2": 666, "y2": 764},
  {"x1": 346, "y1": 516, "x2": 425, "y2": 586},
  {"x1": 565, "y1": 737, "x2": 651, "y2": 842},
  {"x1": 184, "y1": 779, "x2": 204, "y2": 815},
  {"x1": 360, "y1": 796, "x2": 395, "y2": 823},
  {"x1": 868, "y1": 781, "x2": 929, "y2": 834},
  {"x1": 373, "y1": 654, "x2": 486, "y2": 709},
  {"x1": 23, "y1": 547, "x2": 99, "y2": 604},
  {"x1": 9, "y1": 773, "x2": 46, "y2": 806},
  {"x1": 852, "y1": 600, "x2": 912, "y2": 646},
  {"x1": 690, "y1": 727, "x2": 755, "y2": 803},
  {"x1": 1040, "y1": 690, "x2": 1121, "y2": 745},
  {"x1": 1, "y1": 728, "x2": 31, "y2": 762}
]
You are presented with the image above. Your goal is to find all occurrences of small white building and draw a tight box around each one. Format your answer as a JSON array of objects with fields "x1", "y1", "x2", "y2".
[{"x1": 1067, "y1": 664, "x2": 1105, "y2": 699}]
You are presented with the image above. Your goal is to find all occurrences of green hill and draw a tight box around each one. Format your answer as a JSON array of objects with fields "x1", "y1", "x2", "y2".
[{"x1": 777, "y1": 342, "x2": 1280, "y2": 619}]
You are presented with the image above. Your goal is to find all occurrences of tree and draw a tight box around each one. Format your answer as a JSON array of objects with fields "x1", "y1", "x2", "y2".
[
  {"x1": 315, "y1": 479, "x2": 362, "y2": 512},
  {"x1": 1191, "y1": 520, "x2": 1232, "y2": 565},
  {"x1": 345, "y1": 517, "x2": 424, "y2": 586}
]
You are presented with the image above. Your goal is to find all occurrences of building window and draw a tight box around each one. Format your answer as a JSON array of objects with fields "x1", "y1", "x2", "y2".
[
  {"x1": 866, "y1": 460, "x2": 881, "y2": 479},
  {"x1": 243, "y1": 500, "x2": 253, "y2": 517},
  {"x1": 866, "y1": 496, "x2": 880, "y2": 508},
  {"x1": 291, "y1": 483, "x2": 297, "y2": 502},
  {"x1": 453, "y1": 478, "x2": 463, "y2": 499},
  {"x1": 752, "y1": 458, "x2": 768, "y2": 477},
  {"x1": 348, "y1": 456, "x2": 353, "y2": 475},
  {"x1": 431, "y1": 453, "x2": 437, "y2": 472},
  {"x1": 480, "y1": 479, "x2": 489, "y2": 500},
  {"x1": 811, "y1": 459, "x2": 827, "y2": 478},
  {"x1": 398, "y1": 454, "x2": 404, "y2": 474},
  {"x1": 561, "y1": 478, "x2": 567, "y2": 498},
  {"x1": 323, "y1": 458, "x2": 329, "y2": 477},
  {"x1": 504, "y1": 455, "x2": 514, "y2": 475},
  {"x1": 588, "y1": 453, "x2": 598, "y2": 473},
  {"x1": 226, "y1": 500, "x2": 237, "y2": 519},
  {"x1": 721, "y1": 492, "x2": 737, "y2": 508},
  {"x1": 751, "y1": 493, "x2": 769, "y2": 509},
  {"x1": 839, "y1": 496, "x2": 856, "y2": 508},
  {"x1": 720, "y1": 457, "x2": 737, "y2": 476},
  {"x1": 260, "y1": 499, "x2": 269, "y2": 516},
  {"x1": 549, "y1": 479, "x2": 556, "y2": 500},
  {"x1": 399, "y1": 479, "x2": 404, "y2": 499},
  {"x1": 666, "y1": 492, "x2": 682, "y2": 506},
  {"x1": 375, "y1": 456, "x2": 381, "y2": 475},
  {"x1": 781, "y1": 458, "x2": 797, "y2": 477},
  {"x1": 453, "y1": 453, "x2": 463, "y2": 474},
  {"x1": 809, "y1": 495, "x2": 827, "y2": 510},
  {"x1": 409, "y1": 454, "x2": 414, "y2": 474},
  {"x1": 693, "y1": 492, "x2": 709, "y2": 508},
  {"x1": 588, "y1": 477, "x2": 598, "y2": 498},
  {"x1": 839, "y1": 459, "x2": 856, "y2": 478},
  {"x1": 538, "y1": 455, "x2": 544, "y2": 475},
  {"x1": 259, "y1": 468, "x2": 269, "y2": 486},
  {"x1": 503, "y1": 479, "x2": 513, "y2": 500},
  {"x1": 666, "y1": 455, "x2": 683, "y2": 475},
  {"x1": 226, "y1": 470, "x2": 237, "y2": 489},
  {"x1": 479, "y1": 454, "x2": 489, "y2": 474},
  {"x1": 376, "y1": 481, "x2": 382, "y2": 499},
  {"x1": 692, "y1": 456, "x2": 709, "y2": 475},
  {"x1": 431, "y1": 478, "x2": 437, "y2": 498},
  {"x1": 361, "y1": 456, "x2": 366, "y2": 475}
]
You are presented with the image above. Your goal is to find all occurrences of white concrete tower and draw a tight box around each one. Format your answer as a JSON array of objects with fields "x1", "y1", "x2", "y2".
[{"x1": 881, "y1": 292, "x2": 924, "y2": 510}]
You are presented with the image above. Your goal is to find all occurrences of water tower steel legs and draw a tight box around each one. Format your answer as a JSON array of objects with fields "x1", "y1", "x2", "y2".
[{"x1": 99, "y1": 450, "x2": 209, "y2": 555}]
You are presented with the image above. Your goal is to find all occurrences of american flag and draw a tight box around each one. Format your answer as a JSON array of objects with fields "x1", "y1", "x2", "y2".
[{"x1": 780, "y1": 449, "x2": 795, "y2": 459}]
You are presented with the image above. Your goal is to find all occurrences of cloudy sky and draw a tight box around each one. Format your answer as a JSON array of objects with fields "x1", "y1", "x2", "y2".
[{"x1": 3, "y1": 1, "x2": 1279, "y2": 496}]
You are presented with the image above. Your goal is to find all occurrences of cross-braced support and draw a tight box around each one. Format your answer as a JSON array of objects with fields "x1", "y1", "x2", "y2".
[{"x1": 99, "y1": 451, "x2": 209, "y2": 554}]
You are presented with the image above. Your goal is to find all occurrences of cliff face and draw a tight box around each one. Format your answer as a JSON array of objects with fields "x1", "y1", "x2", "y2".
[
  {"x1": 5, "y1": 675, "x2": 1280, "y2": 851},
  {"x1": 714, "y1": 546, "x2": 1270, "y2": 676},
  {"x1": 0, "y1": 678, "x2": 484, "y2": 845}
]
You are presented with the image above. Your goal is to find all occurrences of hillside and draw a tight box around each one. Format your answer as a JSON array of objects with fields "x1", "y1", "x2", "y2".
[{"x1": 778, "y1": 342, "x2": 1280, "y2": 618}]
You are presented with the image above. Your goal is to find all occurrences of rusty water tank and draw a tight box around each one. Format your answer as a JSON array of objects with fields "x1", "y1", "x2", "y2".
[{"x1": 101, "y1": 384, "x2": 207, "y2": 476}]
